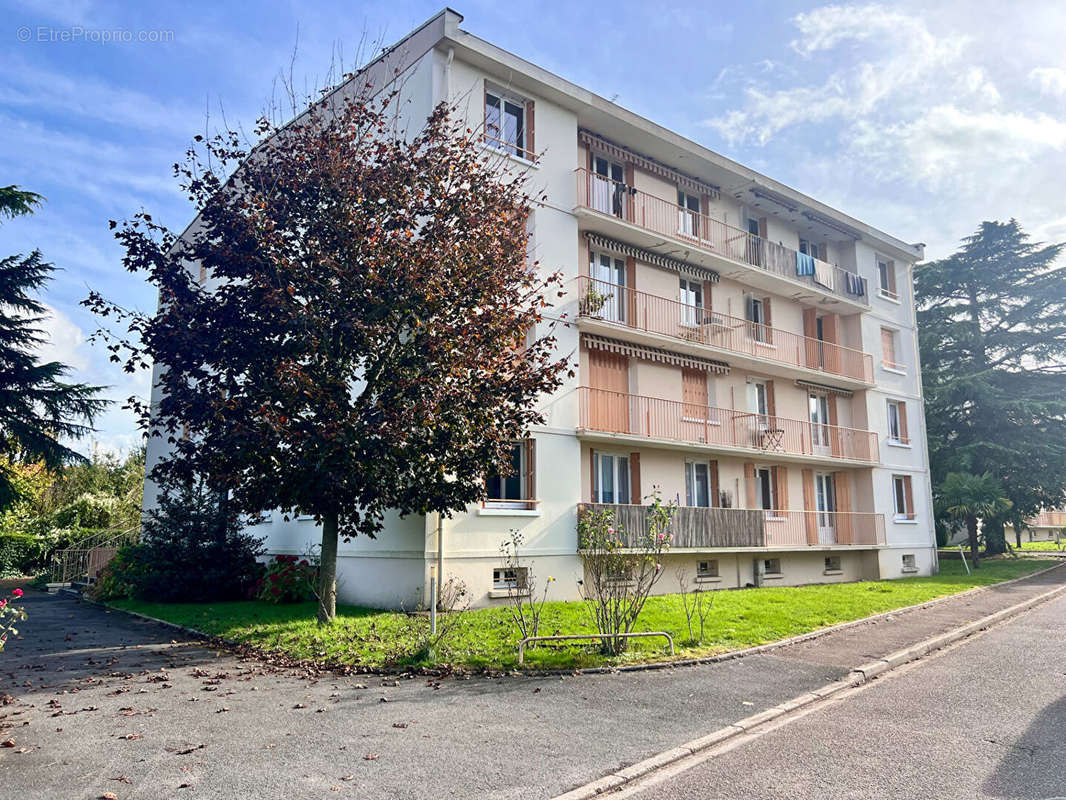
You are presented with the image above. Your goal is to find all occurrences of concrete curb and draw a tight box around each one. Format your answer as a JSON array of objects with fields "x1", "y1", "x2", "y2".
[
  {"x1": 67, "y1": 561, "x2": 1066, "y2": 680},
  {"x1": 550, "y1": 575, "x2": 1066, "y2": 800}
]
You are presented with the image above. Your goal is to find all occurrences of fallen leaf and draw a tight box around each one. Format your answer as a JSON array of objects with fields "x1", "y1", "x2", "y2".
[{"x1": 363, "y1": 753, "x2": 379, "y2": 760}]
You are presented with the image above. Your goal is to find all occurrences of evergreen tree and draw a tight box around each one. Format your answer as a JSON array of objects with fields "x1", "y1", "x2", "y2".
[
  {"x1": 0, "y1": 186, "x2": 108, "y2": 510},
  {"x1": 917, "y1": 220, "x2": 1066, "y2": 552}
]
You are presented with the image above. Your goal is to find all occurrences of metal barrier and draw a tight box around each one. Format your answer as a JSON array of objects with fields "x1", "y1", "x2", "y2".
[{"x1": 517, "y1": 631, "x2": 674, "y2": 664}]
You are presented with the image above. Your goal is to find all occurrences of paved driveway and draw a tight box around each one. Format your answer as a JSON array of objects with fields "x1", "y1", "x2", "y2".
[{"x1": 1, "y1": 566, "x2": 1063, "y2": 799}]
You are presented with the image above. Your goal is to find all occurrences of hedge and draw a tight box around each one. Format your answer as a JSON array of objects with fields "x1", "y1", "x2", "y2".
[{"x1": 0, "y1": 533, "x2": 40, "y2": 577}]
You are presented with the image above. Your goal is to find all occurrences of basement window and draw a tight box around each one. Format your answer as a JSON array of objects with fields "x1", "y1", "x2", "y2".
[
  {"x1": 493, "y1": 567, "x2": 528, "y2": 591},
  {"x1": 824, "y1": 555, "x2": 842, "y2": 574},
  {"x1": 697, "y1": 559, "x2": 719, "y2": 579},
  {"x1": 902, "y1": 553, "x2": 918, "y2": 573},
  {"x1": 763, "y1": 558, "x2": 782, "y2": 576}
]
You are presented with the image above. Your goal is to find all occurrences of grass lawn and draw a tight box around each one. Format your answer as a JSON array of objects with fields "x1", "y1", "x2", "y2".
[
  {"x1": 110, "y1": 557, "x2": 1059, "y2": 671},
  {"x1": 1016, "y1": 541, "x2": 1066, "y2": 552}
]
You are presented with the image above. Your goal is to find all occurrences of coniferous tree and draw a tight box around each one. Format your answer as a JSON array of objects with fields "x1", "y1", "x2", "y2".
[
  {"x1": 917, "y1": 220, "x2": 1066, "y2": 553},
  {"x1": 0, "y1": 186, "x2": 108, "y2": 509}
]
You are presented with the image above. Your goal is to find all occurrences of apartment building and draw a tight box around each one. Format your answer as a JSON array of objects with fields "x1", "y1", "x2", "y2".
[{"x1": 146, "y1": 9, "x2": 936, "y2": 609}]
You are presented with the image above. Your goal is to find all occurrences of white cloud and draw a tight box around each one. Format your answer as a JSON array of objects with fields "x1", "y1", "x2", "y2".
[
  {"x1": 1030, "y1": 67, "x2": 1066, "y2": 96},
  {"x1": 37, "y1": 303, "x2": 90, "y2": 372},
  {"x1": 706, "y1": 4, "x2": 968, "y2": 145}
]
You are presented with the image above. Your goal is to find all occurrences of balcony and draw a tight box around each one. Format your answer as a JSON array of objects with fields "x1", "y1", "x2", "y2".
[
  {"x1": 575, "y1": 168, "x2": 870, "y2": 309},
  {"x1": 577, "y1": 387, "x2": 879, "y2": 465},
  {"x1": 579, "y1": 503, "x2": 886, "y2": 549},
  {"x1": 577, "y1": 276, "x2": 874, "y2": 385},
  {"x1": 1029, "y1": 512, "x2": 1066, "y2": 527}
]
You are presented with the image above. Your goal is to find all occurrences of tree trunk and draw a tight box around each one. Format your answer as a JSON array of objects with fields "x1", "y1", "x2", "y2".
[
  {"x1": 984, "y1": 518, "x2": 1006, "y2": 555},
  {"x1": 967, "y1": 515, "x2": 981, "y2": 568},
  {"x1": 317, "y1": 511, "x2": 339, "y2": 624},
  {"x1": 1015, "y1": 526, "x2": 1022, "y2": 549}
]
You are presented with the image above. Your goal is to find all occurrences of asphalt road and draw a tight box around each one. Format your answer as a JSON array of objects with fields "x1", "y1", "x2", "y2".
[
  {"x1": 620, "y1": 589, "x2": 1066, "y2": 800},
  {"x1": 0, "y1": 566, "x2": 1063, "y2": 800}
]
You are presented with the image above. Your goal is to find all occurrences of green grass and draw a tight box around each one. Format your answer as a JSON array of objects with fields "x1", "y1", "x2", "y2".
[
  {"x1": 110, "y1": 557, "x2": 1058, "y2": 671},
  {"x1": 1016, "y1": 541, "x2": 1066, "y2": 552}
]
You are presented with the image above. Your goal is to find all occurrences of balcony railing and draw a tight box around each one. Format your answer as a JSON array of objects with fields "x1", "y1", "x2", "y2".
[
  {"x1": 579, "y1": 503, "x2": 886, "y2": 549},
  {"x1": 577, "y1": 276, "x2": 874, "y2": 383},
  {"x1": 1030, "y1": 511, "x2": 1066, "y2": 528},
  {"x1": 578, "y1": 387, "x2": 879, "y2": 463},
  {"x1": 576, "y1": 168, "x2": 869, "y2": 306}
]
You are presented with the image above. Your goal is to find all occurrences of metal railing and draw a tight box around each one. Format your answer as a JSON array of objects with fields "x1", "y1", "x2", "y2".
[
  {"x1": 576, "y1": 168, "x2": 870, "y2": 306},
  {"x1": 579, "y1": 503, "x2": 886, "y2": 549},
  {"x1": 578, "y1": 387, "x2": 880, "y2": 463},
  {"x1": 51, "y1": 526, "x2": 140, "y2": 585},
  {"x1": 576, "y1": 276, "x2": 874, "y2": 382}
]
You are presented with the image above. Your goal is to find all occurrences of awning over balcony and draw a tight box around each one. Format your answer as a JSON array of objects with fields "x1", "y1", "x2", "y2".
[
  {"x1": 584, "y1": 232, "x2": 720, "y2": 283},
  {"x1": 578, "y1": 129, "x2": 721, "y2": 199},
  {"x1": 794, "y1": 379, "x2": 854, "y2": 398},
  {"x1": 583, "y1": 333, "x2": 730, "y2": 374}
]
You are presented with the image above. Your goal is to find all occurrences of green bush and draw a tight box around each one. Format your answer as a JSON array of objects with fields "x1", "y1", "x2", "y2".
[
  {"x1": 0, "y1": 533, "x2": 40, "y2": 577},
  {"x1": 93, "y1": 478, "x2": 264, "y2": 603}
]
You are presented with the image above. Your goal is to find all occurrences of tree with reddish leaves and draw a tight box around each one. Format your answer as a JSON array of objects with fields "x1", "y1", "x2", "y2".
[{"x1": 86, "y1": 84, "x2": 570, "y2": 623}]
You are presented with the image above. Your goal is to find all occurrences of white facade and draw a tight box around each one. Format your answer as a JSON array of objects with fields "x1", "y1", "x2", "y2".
[{"x1": 145, "y1": 9, "x2": 936, "y2": 609}]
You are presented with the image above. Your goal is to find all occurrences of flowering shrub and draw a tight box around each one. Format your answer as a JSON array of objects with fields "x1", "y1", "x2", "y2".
[
  {"x1": 578, "y1": 488, "x2": 675, "y2": 655},
  {"x1": 257, "y1": 555, "x2": 318, "y2": 604},
  {"x1": 0, "y1": 588, "x2": 27, "y2": 652}
]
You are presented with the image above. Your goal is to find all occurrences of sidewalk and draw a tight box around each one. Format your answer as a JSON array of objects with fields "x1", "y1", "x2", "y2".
[{"x1": 1, "y1": 564, "x2": 1064, "y2": 800}]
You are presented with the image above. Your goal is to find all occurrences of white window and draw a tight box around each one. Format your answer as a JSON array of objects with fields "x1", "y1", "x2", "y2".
[
  {"x1": 824, "y1": 555, "x2": 842, "y2": 572},
  {"x1": 589, "y1": 251, "x2": 626, "y2": 323},
  {"x1": 485, "y1": 90, "x2": 526, "y2": 157},
  {"x1": 749, "y1": 380, "x2": 770, "y2": 430},
  {"x1": 887, "y1": 400, "x2": 903, "y2": 443},
  {"x1": 677, "y1": 190, "x2": 701, "y2": 238},
  {"x1": 763, "y1": 558, "x2": 782, "y2": 575},
  {"x1": 697, "y1": 559, "x2": 719, "y2": 579},
  {"x1": 893, "y1": 475, "x2": 914, "y2": 520},
  {"x1": 747, "y1": 296, "x2": 768, "y2": 343},
  {"x1": 877, "y1": 257, "x2": 897, "y2": 299},
  {"x1": 685, "y1": 461, "x2": 711, "y2": 507},
  {"x1": 756, "y1": 466, "x2": 775, "y2": 511},
  {"x1": 902, "y1": 553, "x2": 917, "y2": 571},
  {"x1": 593, "y1": 451, "x2": 630, "y2": 504},
  {"x1": 493, "y1": 567, "x2": 527, "y2": 591},
  {"x1": 485, "y1": 442, "x2": 528, "y2": 508},
  {"x1": 679, "y1": 277, "x2": 703, "y2": 326},
  {"x1": 809, "y1": 392, "x2": 831, "y2": 450},
  {"x1": 591, "y1": 155, "x2": 626, "y2": 217}
]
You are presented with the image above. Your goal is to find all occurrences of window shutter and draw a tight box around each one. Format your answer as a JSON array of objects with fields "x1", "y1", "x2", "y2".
[
  {"x1": 700, "y1": 194, "x2": 712, "y2": 239},
  {"x1": 898, "y1": 401, "x2": 909, "y2": 443},
  {"x1": 524, "y1": 438, "x2": 536, "y2": 504},
  {"x1": 524, "y1": 100, "x2": 535, "y2": 158},
  {"x1": 702, "y1": 280, "x2": 714, "y2": 319},
  {"x1": 590, "y1": 451, "x2": 598, "y2": 503},
  {"x1": 762, "y1": 297, "x2": 773, "y2": 344},
  {"x1": 834, "y1": 472, "x2": 852, "y2": 544},
  {"x1": 765, "y1": 380, "x2": 777, "y2": 420},
  {"x1": 758, "y1": 217, "x2": 768, "y2": 239},
  {"x1": 881, "y1": 328, "x2": 896, "y2": 365},
  {"x1": 801, "y1": 469, "x2": 817, "y2": 544},
  {"x1": 710, "y1": 460, "x2": 720, "y2": 508},
  {"x1": 744, "y1": 462, "x2": 757, "y2": 509},
  {"x1": 744, "y1": 292, "x2": 755, "y2": 328},
  {"x1": 803, "y1": 308, "x2": 818, "y2": 368},
  {"x1": 827, "y1": 395, "x2": 841, "y2": 457},
  {"x1": 630, "y1": 452, "x2": 641, "y2": 504},
  {"x1": 625, "y1": 256, "x2": 637, "y2": 324},
  {"x1": 624, "y1": 163, "x2": 635, "y2": 223},
  {"x1": 774, "y1": 466, "x2": 789, "y2": 512},
  {"x1": 887, "y1": 260, "x2": 897, "y2": 295},
  {"x1": 903, "y1": 475, "x2": 915, "y2": 519}
]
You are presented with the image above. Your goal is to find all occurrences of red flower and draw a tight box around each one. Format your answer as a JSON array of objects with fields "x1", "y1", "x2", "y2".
[{"x1": 11, "y1": 589, "x2": 23, "y2": 598}]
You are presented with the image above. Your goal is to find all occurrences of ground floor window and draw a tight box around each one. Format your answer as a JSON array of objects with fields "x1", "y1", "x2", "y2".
[
  {"x1": 697, "y1": 559, "x2": 719, "y2": 579},
  {"x1": 824, "y1": 555, "x2": 842, "y2": 572},
  {"x1": 493, "y1": 566, "x2": 528, "y2": 591},
  {"x1": 902, "y1": 553, "x2": 917, "y2": 571}
]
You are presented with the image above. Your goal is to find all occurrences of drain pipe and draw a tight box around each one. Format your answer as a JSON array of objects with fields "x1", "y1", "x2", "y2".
[
  {"x1": 444, "y1": 47, "x2": 454, "y2": 105},
  {"x1": 435, "y1": 511, "x2": 444, "y2": 609}
]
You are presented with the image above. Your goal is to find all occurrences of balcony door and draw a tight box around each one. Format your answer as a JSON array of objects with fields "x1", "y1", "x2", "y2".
[
  {"x1": 679, "y1": 277, "x2": 703, "y2": 328},
  {"x1": 590, "y1": 251, "x2": 626, "y2": 323},
  {"x1": 593, "y1": 451, "x2": 630, "y2": 504},
  {"x1": 677, "y1": 191, "x2": 700, "y2": 239},
  {"x1": 815, "y1": 472, "x2": 837, "y2": 544},
  {"x1": 588, "y1": 349, "x2": 630, "y2": 433},
  {"x1": 809, "y1": 392, "x2": 831, "y2": 454},
  {"x1": 591, "y1": 155, "x2": 626, "y2": 218}
]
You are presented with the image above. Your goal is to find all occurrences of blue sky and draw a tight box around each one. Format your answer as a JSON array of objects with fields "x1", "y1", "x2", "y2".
[{"x1": 2, "y1": 0, "x2": 1065, "y2": 454}]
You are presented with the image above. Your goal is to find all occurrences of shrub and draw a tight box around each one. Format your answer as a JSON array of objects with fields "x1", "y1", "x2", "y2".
[
  {"x1": 93, "y1": 478, "x2": 264, "y2": 603},
  {"x1": 257, "y1": 555, "x2": 318, "y2": 603},
  {"x1": 0, "y1": 533, "x2": 39, "y2": 577},
  {"x1": 0, "y1": 588, "x2": 27, "y2": 652}
]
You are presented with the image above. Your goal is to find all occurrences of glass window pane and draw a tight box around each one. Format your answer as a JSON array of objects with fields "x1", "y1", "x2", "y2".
[
  {"x1": 599, "y1": 455, "x2": 613, "y2": 504},
  {"x1": 695, "y1": 463, "x2": 709, "y2": 507},
  {"x1": 618, "y1": 458, "x2": 630, "y2": 504}
]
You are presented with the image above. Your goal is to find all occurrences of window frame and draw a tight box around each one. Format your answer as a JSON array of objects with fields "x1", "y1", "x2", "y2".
[
  {"x1": 493, "y1": 566, "x2": 528, "y2": 591},
  {"x1": 824, "y1": 555, "x2": 842, "y2": 573},
  {"x1": 484, "y1": 440, "x2": 536, "y2": 510},
  {"x1": 697, "y1": 559, "x2": 720, "y2": 579},
  {"x1": 763, "y1": 557, "x2": 782, "y2": 575},
  {"x1": 893, "y1": 474, "x2": 915, "y2": 520},
  {"x1": 887, "y1": 400, "x2": 906, "y2": 444},
  {"x1": 484, "y1": 87, "x2": 532, "y2": 160},
  {"x1": 593, "y1": 450, "x2": 631, "y2": 505},
  {"x1": 685, "y1": 460, "x2": 712, "y2": 507}
]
